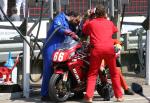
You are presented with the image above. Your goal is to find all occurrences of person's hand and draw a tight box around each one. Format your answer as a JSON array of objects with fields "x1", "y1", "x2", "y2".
[
  {"x1": 64, "y1": 30, "x2": 80, "y2": 41},
  {"x1": 87, "y1": 8, "x2": 96, "y2": 16},
  {"x1": 114, "y1": 44, "x2": 122, "y2": 58},
  {"x1": 72, "y1": 34, "x2": 80, "y2": 41},
  {"x1": 70, "y1": 32, "x2": 80, "y2": 41},
  {"x1": 115, "y1": 50, "x2": 121, "y2": 58}
]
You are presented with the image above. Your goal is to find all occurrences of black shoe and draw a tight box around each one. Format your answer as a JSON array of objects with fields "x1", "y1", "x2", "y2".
[
  {"x1": 124, "y1": 88, "x2": 134, "y2": 95},
  {"x1": 41, "y1": 96, "x2": 51, "y2": 101}
]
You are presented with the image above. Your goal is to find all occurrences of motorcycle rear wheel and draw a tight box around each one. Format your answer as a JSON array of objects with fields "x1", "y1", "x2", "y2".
[
  {"x1": 49, "y1": 74, "x2": 71, "y2": 102},
  {"x1": 96, "y1": 82, "x2": 114, "y2": 101}
]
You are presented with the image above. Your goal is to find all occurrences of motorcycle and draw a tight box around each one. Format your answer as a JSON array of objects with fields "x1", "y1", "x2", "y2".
[{"x1": 49, "y1": 39, "x2": 114, "y2": 102}]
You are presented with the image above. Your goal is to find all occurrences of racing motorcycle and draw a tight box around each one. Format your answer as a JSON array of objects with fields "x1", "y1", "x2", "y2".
[{"x1": 48, "y1": 39, "x2": 114, "y2": 102}]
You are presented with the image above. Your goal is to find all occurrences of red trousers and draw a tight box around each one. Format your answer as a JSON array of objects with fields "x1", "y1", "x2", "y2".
[
  {"x1": 117, "y1": 67, "x2": 128, "y2": 90},
  {"x1": 85, "y1": 48, "x2": 123, "y2": 99}
]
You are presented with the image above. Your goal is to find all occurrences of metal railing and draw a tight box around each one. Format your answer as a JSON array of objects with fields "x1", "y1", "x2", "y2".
[{"x1": 123, "y1": 27, "x2": 146, "y2": 50}]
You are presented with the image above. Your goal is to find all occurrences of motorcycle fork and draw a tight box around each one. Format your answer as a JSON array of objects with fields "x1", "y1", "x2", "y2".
[{"x1": 63, "y1": 71, "x2": 69, "y2": 82}]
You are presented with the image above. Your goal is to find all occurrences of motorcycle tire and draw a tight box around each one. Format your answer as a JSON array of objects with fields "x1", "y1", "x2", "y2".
[
  {"x1": 49, "y1": 74, "x2": 71, "y2": 102},
  {"x1": 96, "y1": 82, "x2": 114, "y2": 101}
]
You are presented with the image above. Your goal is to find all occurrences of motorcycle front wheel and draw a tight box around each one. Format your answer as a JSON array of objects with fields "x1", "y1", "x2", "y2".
[{"x1": 49, "y1": 74, "x2": 71, "y2": 102}]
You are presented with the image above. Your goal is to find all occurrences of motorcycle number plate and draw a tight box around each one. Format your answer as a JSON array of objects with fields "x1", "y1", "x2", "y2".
[{"x1": 53, "y1": 52, "x2": 65, "y2": 62}]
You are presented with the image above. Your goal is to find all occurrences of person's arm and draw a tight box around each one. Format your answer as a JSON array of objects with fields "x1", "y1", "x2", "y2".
[
  {"x1": 111, "y1": 22, "x2": 118, "y2": 34},
  {"x1": 82, "y1": 19, "x2": 90, "y2": 36}
]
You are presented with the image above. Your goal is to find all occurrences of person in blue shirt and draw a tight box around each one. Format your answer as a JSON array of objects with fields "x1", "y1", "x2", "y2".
[{"x1": 41, "y1": 11, "x2": 80, "y2": 101}]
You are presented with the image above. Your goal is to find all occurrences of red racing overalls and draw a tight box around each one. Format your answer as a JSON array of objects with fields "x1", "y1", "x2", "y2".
[{"x1": 82, "y1": 18, "x2": 123, "y2": 99}]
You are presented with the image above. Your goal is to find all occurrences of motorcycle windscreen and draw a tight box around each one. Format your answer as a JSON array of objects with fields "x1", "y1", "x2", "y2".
[{"x1": 60, "y1": 36, "x2": 78, "y2": 50}]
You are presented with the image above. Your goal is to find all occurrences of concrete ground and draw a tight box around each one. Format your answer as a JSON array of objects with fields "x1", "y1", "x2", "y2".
[
  {"x1": 1, "y1": 73, "x2": 150, "y2": 103},
  {"x1": 1, "y1": 85, "x2": 150, "y2": 103}
]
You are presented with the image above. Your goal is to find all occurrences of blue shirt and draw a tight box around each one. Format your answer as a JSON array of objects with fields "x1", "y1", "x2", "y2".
[{"x1": 45, "y1": 12, "x2": 73, "y2": 47}]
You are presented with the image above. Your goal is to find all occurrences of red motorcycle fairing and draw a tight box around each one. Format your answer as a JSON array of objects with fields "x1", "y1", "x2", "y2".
[
  {"x1": 52, "y1": 43, "x2": 82, "y2": 62},
  {"x1": 67, "y1": 59, "x2": 87, "y2": 84},
  {"x1": 54, "y1": 69, "x2": 69, "y2": 82},
  {"x1": 54, "y1": 69, "x2": 64, "y2": 74}
]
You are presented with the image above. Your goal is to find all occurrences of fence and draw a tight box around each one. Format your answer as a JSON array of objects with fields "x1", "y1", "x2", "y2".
[
  {"x1": 125, "y1": 0, "x2": 148, "y2": 16},
  {"x1": 5, "y1": 0, "x2": 149, "y2": 19}
]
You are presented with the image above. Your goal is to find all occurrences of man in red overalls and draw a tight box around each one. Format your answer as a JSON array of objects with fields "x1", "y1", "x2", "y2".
[{"x1": 82, "y1": 4, "x2": 124, "y2": 102}]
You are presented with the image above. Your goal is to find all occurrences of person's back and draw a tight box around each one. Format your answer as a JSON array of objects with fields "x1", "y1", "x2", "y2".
[
  {"x1": 46, "y1": 12, "x2": 70, "y2": 44},
  {"x1": 88, "y1": 18, "x2": 117, "y2": 49}
]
